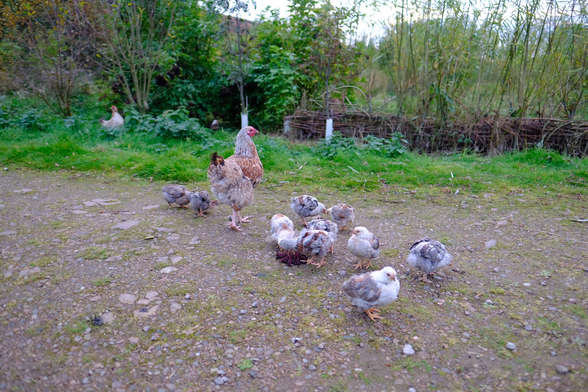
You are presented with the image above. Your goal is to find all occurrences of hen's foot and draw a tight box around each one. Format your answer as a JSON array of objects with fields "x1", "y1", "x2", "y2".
[
  {"x1": 365, "y1": 308, "x2": 382, "y2": 321},
  {"x1": 309, "y1": 259, "x2": 326, "y2": 268},
  {"x1": 363, "y1": 261, "x2": 374, "y2": 269},
  {"x1": 181, "y1": 204, "x2": 190, "y2": 209},
  {"x1": 228, "y1": 222, "x2": 242, "y2": 231},
  {"x1": 197, "y1": 210, "x2": 205, "y2": 217}
]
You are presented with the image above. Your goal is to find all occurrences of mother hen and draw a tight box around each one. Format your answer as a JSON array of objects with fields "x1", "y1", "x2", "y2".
[{"x1": 207, "y1": 126, "x2": 262, "y2": 231}]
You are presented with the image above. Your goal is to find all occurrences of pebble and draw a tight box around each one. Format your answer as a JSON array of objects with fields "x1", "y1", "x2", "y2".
[
  {"x1": 82, "y1": 377, "x2": 89, "y2": 384},
  {"x1": 523, "y1": 283, "x2": 531, "y2": 287},
  {"x1": 113, "y1": 220, "x2": 140, "y2": 230},
  {"x1": 409, "y1": 388, "x2": 416, "y2": 392},
  {"x1": 145, "y1": 291, "x2": 159, "y2": 300},
  {"x1": 119, "y1": 293, "x2": 137, "y2": 304},
  {"x1": 338, "y1": 270, "x2": 347, "y2": 277},
  {"x1": 485, "y1": 299, "x2": 493, "y2": 305},
  {"x1": 551, "y1": 351, "x2": 557, "y2": 356},
  {"x1": 523, "y1": 325, "x2": 533, "y2": 331},
  {"x1": 506, "y1": 342, "x2": 517, "y2": 351},
  {"x1": 251, "y1": 302, "x2": 258, "y2": 308},
  {"x1": 462, "y1": 332, "x2": 470, "y2": 338},
  {"x1": 484, "y1": 239, "x2": 497, "y2": 249},
  {"x1": 19, "y1": 267, "x2": 41, "y2": 277},
  {"x1": 160, "y1": 266, "x2": 178, "y2": 274},
  {"x1": 185, "y1": 293, "x2": 191, "y2": 300},
  {"x1": 214, "y1": 377, "x2": 224, "y2": 385},
  {"x1": 291, "y1": 337, "x2": 302, "y2": 344},
  {"x1": 555, "y1": 365, "x2": 569, "y2": 374},
  {"x1": 403, "y1": 344, "x2": 415, "y2": 356},
  {"x1": 309, "y1": 365, "x2": 317, "y2": 371},
  {"x1": 170, "y1": 303, "x2": 182, "y2": 313}
]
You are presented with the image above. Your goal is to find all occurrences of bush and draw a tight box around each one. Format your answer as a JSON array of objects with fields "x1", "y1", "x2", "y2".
[
  {"x1": 102, "y1": 107, "x2": 210, "y2": 140},
  {"x1": 363, "y1": 133, "x2": 408, "y2": 158}
]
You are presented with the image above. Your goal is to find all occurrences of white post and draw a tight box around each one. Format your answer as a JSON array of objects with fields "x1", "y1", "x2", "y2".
[
  {"x1": 284, "y1": 119, "x2": 290, "y2": 134},
  {"x1": 326, "y1": 118, "x2": 333, "y2": 141},
  {"x1": 241, "y1": 113, "x2": 248, "y2": 129}
]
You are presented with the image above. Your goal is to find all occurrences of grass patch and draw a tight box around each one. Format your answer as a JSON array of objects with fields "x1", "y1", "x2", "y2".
[
  {"x1": 390, "y1": 357, "x2": 432, "y2": 374},
  {"x1": 29, "y1": 256, "x2": 56, "y2": 268},
  {"x1": 93, "y1": 277, "x2": 112, "y2": 287},
  {"x1": 165, "y1": 284, "x2": 191, "y2": 297},
  {"x1": 78, "y1": 246, "x2": 109, "y2": 260},
  {"x1": 237, "y1": 359, "x2": 253, "y2": 370},
  {"x1": 565, "y1": 305, "x2": 587, "y2": 319}
]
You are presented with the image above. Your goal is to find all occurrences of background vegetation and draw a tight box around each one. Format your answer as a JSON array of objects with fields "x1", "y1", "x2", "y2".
[{"x1": 0, "y1": 0, "x2": 587, "y2": 188}]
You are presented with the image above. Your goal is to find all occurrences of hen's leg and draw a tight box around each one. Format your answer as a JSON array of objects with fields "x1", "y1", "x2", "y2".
[
  {"x1": 197, "y1": 209, "x2": 205, "y2": 217},
  {"x1": 364, "y1": 308, "x2": 382, "y2": 321},
  {"x1": 236, "y1": 211, "x2": 251, "y2": 223},
  {"x1": 354, "y1": 259, "x2": 365, "y2": 270},
  {"x1": 363, "y1": 260, "x2": 374, "y2": 269},
  {"x1": 228, "y1": 210, "x2": 242, "y2": 231}
]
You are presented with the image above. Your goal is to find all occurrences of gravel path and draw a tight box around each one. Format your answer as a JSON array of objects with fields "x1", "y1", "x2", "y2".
[{"x1": 1, "y1": 169, "x2": 587, "y2": 391}]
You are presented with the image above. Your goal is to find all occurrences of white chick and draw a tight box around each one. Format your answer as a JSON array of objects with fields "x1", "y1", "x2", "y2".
[
  {"x1": 279, "y1": 229, "x2": 332, "y2": 268},
  {"x1": 342, "y1": 266, "x2": 400, "y2": 321},
  {"x1": 348, "y1": 226, "x2": 380, "y2": 269}
]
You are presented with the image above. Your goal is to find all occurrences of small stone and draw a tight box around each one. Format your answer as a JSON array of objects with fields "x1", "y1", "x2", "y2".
[
  {"x1": 290, "y1": 337, "x2": 301, "y2": 344},
  {"x1": 129, "y1": 337, "x2": 140, "y2": 344},
  {"x1": 170, "y1": 256, "x2": 183, "y2": 264},
  {"x1": 408, "y1": 388, "x2": 416, "y2": 392},
  {"x1": 170, "y1": 303, "x2": 182, "y2": 313},
  {"x1": 160, "y1": 266, "x2": 178, "y2": 274},
  {"x1": 462, "y1": 332, "x2": 470, "y2": 338},
  {"x1": 309, "y1": 365, "x2": 317, "y2": 371},
  {"x1": 569, "y1": 298, "x2": 577, "y2": 304},
  {"x1": 524, "y1": 325, "x2": 533, "y2": 331},
  {"x1": 145, "y1": 291, "x2": 159, "y2": 300},
  {"x1": 523, "y1": 283, "x2": 531, "y2": 287},
  {"x1": 506, "y1": 342, "x2": 516, "y2": 351},
  {"x1": 113, "y1": 220, "x2": 140, "y2": 230},
  {"x1": 338, "y1": 270, "x2": 347, "y2": 277},
  {"x1": 403, "y1": 344, "x2": 415, "y2": 356},
  {"x1": 551, "y1": 351, "x2": 557, "y2": 356},
  {"x1": 0, "y1": 231, "x2": 17, "y2": 236},
  {"x1": 19, "y1": 267, "x2": 41, "y2": 277},
  {"x1": 189, "y1": 237, "x2": 201, "y2": 245},
  {"x1": 251, "y1": 302, "x2": 258, "y2": 308},
  {"x1": 82, "y1": 378, "x2": 89, "y2": 385},
  {"x1": 485, "y1": 299, "x2": 493, "y2": 305},
  {"x1": 555, "y1": 365, "x2": 569, "y2": 374},
  {"x1": 119, "y1": 293, "x2": 137, "y2": 304},
  {"x1": 133, "y1": 305, "x2": 159, "y2": 319},
  {"x1": 184, "y1": 293, "x2": 191, "y2": 300},
  {"x1": 214, "y1": 377, "x2": 224, "y2": 385},
  {"x1": 249, "y1": 371, "x2": 258, "y2": 379},
  {"x1": 485, "y1": 239, "x2": 497, "y2": 249}
]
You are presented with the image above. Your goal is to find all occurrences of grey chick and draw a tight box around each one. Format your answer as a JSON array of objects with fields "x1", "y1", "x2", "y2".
[
  {"x1": 307, "y1": 218, "x2": 338, "y2": 253},
  {"x1": 406, "y1": 237, "x2": 453, "y2": 283},
  {"x1": 188, "y1": 191, "x2": 216, "y2": 217},
  {"x1": 162, "y1": 184, "x2": 192, "y2": 208},
  {"x1": 327, "y1": 203, "x2": 356, "y2": 231},
  {"x1": 348, "y1": 226, "x2": 380, "y2": 270},
  {"x1": 290, "y1": 195, "x2": 326, "y2": 226},
  {"x1": 279, "y1": 229, "x2": 332, "y2": 268}
]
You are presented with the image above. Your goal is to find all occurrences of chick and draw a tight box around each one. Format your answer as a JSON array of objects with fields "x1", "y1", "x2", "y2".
[
  {"x1": 162, "y1": 184, "x2": 192, "y2": 208},
  {"x1": 306, "y1": 218, "x2": 338, "y2": 253},
  {"x1": 270, "y1": 214, "x2": 296, "y2": 248},
  {"x1": 290, "y1": 195, "x2": 326, "y2": 226},
  {"x1": 188, "y1": 191, "x2": 216, "y2": 217},
  {"x1": 342, "y1": 266, "x2": 400, "y2": 321},
  {"x1": 327, "y1": 203, "x2": 356, "y2": 231},
  {"x1": 406, "y1": 237, "x2": 453, "y2": 283},
  {"x1": 348, "y1": 226, "x2": 380, "y2": 269},
  {"x1": 279, "y1": 229, "x2": 332, "y2": 268}
]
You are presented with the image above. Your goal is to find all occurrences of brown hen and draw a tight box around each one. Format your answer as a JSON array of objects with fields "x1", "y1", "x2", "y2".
[{"x1": 225, "y1": 126, "x2": 264, "y2": 189}]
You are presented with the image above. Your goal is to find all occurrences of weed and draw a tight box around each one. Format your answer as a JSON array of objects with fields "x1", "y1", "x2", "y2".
[
  {"x1": 93, "y1": 277, "x2": 112, "y2": 287},
  {"x1": 237, "y1": 359, "x2": 253, "y2": 370}
]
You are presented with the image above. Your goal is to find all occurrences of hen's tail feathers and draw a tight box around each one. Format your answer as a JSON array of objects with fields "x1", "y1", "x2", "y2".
[{"x1": 210, "y1": 152, "x2": 224, "y2": 166}]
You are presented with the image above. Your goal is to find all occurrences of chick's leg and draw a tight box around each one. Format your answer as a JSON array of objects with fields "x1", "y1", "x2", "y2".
[
  {"x1": 309, "y1": 256, "x2": 326, "y2": 268},
  {"x1": 419, "y1": 272, "x2": 433, "y2": 283},
  {"x1": 365, "y1": 308, "x2": 382, "y2": 321},
  {"x1": 198, "y1": 209, "x2": 205, "y2": 217},
  {"x1": 354, "y1": 259, "x2": 365, "y2": 270}
]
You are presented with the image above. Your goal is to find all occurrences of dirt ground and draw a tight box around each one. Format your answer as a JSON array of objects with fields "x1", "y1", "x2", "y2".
[{"x1": 1, "y1": 169, "x2": 587, "y2": 392}]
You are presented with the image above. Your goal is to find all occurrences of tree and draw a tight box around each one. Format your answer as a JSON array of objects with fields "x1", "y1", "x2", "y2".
[
  {"x1": 89, "y1": 0, "x2": 178, "y2": 113},
  {"x1": 1, "y1": 0, "x2": 97, "y2": 117}
]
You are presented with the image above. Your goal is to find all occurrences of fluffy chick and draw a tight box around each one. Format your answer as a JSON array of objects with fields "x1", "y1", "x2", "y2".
[
  {"x1": 188, "y1": 191, "x2": 216, "y2": 217},
  {"x1": 290, "y1": 195, "x2": 326, "y2": 226},
  {"x1": 348, "y1": 226, "x2": 380, "y2": 269},
  {"x1": 406, "y1": 237, "x2": 453, "y2": 283},
  {"x1": 162, "y1": 184, "x2": 192, "y2": 208},
  {"x1": 270, "y1": 214, "x2": 296, "y2": 248},
  {"x1": 306, "y1": 218, "x2": 338, "y2": 253},
  {"x1": 327, "y1": 203, "x2": 356, "y2": 231},
  {"x1": 279, "y1": 229, "x2": 332, "y2": 268},
  {"x1": 342, "y1": 266, "x2": 400, "y2": 321}
]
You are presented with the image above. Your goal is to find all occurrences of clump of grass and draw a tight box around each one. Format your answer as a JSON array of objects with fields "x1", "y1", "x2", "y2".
[
  {"x1": 78, "y1": 246, "x2": 109, "y2": 260},
  {"x1": 93, "y1": 277, "x2": 112, "y2": 287},
  {"x1": 30, "y1": 256, "x2": 56, "y2": 268},
  {"x1": 237, "y1": 359, "x2": 253, "y2": 370},
  {"x1": 165, "y1": 284, "x2": 190, "y2": 297}
]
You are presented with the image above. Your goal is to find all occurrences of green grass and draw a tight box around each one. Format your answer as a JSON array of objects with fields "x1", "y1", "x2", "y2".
[
  {"x1": 93, "y1": 277, "x2": 112, "y2": 287},
  {"x1": 1, "y1": 97, "x2": 587, "y2": 197}
]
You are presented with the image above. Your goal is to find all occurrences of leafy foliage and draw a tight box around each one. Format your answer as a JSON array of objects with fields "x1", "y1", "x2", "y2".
[
  {"x1": 363, "y1": 134, "x2": 408, "y2": 158},
  {"x1": 312, "y1": 132, "x2": 360, "y2": 159},
  {"x1": 103, "y1": 107, "x2": 210, "y2": 140}
]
